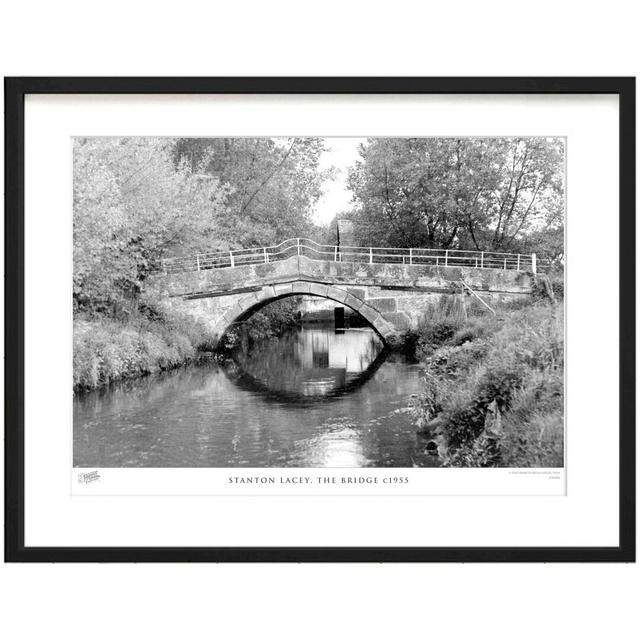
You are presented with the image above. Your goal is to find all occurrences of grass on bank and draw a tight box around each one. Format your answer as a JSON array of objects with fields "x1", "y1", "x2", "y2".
[
  {"x1": 73, "y1": 308, "x2": 217, "y2": 392},
  {"x1": 411, "y1": 293, "x2": 564, "y2": 468},
  {"x1": 74, "y1": 297, "x2": 303, "y2": 392}
]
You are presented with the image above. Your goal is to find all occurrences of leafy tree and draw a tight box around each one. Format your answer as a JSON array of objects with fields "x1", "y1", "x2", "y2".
[
  {"x1": 73, "y1": 137, "x2": 228, "y2": 311},
  {"x1": 173, "y1": 137, "x2": 330, "y2": 247},
  {"x1": 347, "y1": 137, "x2": 564, "y2": 257},
  {"x1": 469, "y1": 138, "x2": 564, "y2": 254},
  {"x1": 74, "y1": 136, "x2": 332, "y2": 314}
]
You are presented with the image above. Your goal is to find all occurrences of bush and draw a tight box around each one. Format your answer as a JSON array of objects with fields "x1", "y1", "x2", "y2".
[
  {"x1": 414, "y1": 296, "x2": 468, "y2": 358},
  {"x1": 73, "y1": 309, "x2": 216, "y2": 392},
  {"x1": 413, "y1": 300, "x2": 564, "y2": 467},
  {"x1": 219, "y1": 297, "x2": 302, "y2": 350},
  {"x1": 451, "y1": 320, "x2": 486, "y2": 345},
  {"x1": 532, "y1": 271, "x2": 564, "y2": 302},
  {"x1": 550, "y1": 274, "x2": 565, "y2": 300},
  {"x1": 499, "y1": 369, "x2": 564, "y2": 467}
]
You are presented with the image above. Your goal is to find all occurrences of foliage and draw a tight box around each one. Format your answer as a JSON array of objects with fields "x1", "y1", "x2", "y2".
[
  {"x1": 73, "y1": 137, "x2": 229, "y2": 311},
  {"x1": 548, "y1": 272, "x2": 565, "y2": 300},
  {"x1": 73, "y1": 137, "x2": 331, "y2": 386},
  {"x1": 413, "y1": 296, "x2": 468, "y2": 356},
  {"x1": 172, "y1": 137, "x2": 331, "y2": 247},
  {"x1": 219, "y1": 297, "x2": 302, "y2": 350},
  {"x1": 73, "y1": 309, "x2": 216, "y2": 391},
  {"x1": 413, "y1": 300, "x2": 564, "y2": 467},
  {"x1": 74, "y1": 137, "x2": 330, "y2": 313},
  {"x1": 348, "y1": 137, "x2": 564, "y2": 264}
]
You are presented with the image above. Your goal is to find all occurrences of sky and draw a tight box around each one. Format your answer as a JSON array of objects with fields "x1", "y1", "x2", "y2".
[{"x1": 312, "y1": 137, "x2": 366, "y2": 225}]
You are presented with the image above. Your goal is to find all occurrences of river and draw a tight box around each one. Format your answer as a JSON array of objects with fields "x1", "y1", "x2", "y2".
[{"x1": 74, "y1": 324, "x2": 438, "y2": 467}]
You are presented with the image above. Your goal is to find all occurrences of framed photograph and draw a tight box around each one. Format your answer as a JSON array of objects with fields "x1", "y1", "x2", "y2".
[{"x1": 4, "y1": 77, "x2": 635, "y2": 562}]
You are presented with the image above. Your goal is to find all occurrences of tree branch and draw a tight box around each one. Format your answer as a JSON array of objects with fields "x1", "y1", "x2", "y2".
[{"x1": 239, "y1": 138, "x2": 296, "y2": 214}]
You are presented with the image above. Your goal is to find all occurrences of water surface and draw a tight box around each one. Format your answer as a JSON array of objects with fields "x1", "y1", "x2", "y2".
[{"x1": 74, "y1": 325, "x2": 437, "y2": 467}]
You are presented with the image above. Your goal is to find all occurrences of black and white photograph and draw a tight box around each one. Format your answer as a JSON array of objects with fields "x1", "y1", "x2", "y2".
[
  {"x1": 2, "y1": 4, "x2": 637, "y2": 635},
  {"x1": 73, "y1": 135, "x2": 565, "y2": 469},
  {"x1": 4, "y1": 74, "x2": 634, "y2": 568}
]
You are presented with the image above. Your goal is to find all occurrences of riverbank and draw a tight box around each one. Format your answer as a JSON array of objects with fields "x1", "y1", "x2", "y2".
[
  {"x1": 73, "y1": 298, "x2": 304, "y2": 392},
  {"x1": 411, "y1": 295, "x2": 564, "y2": 467},
  {"x1": 73, "y1": 309, "x2": 218, "y2": 392}
]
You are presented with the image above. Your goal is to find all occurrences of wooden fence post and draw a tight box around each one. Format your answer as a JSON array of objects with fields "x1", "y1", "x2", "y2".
[{"x1": 532, "y1": 253, "x2": 537, "y2": 275}]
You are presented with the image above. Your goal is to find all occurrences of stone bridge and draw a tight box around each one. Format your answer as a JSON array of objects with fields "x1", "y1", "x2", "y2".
[{"x1": 146, "y1": 247, "x2": 535, "y2": 347}]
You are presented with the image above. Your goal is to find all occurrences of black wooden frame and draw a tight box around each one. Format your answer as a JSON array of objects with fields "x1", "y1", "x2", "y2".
[{"x1": 4, "y1": 77, "x2": 636, "y2": 562}]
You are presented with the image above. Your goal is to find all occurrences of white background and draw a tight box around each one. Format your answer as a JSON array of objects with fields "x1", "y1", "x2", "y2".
[{"x1": 1, "y1": 1, "x2": 638, "y2": 639}]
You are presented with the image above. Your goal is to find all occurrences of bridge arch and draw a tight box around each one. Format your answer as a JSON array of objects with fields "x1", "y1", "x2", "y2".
[{"x1": 213, "y1": 280, "x2": 399, "y2": 345}]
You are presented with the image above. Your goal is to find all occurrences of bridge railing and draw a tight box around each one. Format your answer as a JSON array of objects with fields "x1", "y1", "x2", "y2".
[{"x1": 159, "y1": 237, "x2": 537, "y2": 275}]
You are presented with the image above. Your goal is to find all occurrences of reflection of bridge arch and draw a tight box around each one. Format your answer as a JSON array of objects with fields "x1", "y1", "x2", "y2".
[
  {"x1": 214, "y1": 281, "x2": 398, "y2": 345},
  {"x1": 222, "y1": 346, "x2": 389, "y2": 405}
]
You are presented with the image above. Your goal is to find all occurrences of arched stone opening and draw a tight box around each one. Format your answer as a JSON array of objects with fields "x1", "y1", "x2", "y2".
[{"x1": 213, "y1": 280, "x2": 398, "y2": 345}]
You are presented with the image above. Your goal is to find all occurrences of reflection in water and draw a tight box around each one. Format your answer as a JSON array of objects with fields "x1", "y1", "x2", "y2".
[
  {"x1": 229, "y1": 327, "x2": 386, "y2": 402},
  {"x1": 74, "y1": 325, "x2": 439, "y2": 468}
]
